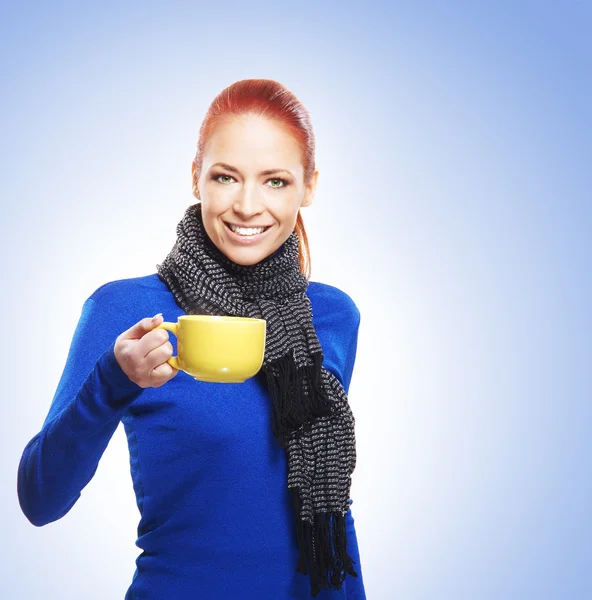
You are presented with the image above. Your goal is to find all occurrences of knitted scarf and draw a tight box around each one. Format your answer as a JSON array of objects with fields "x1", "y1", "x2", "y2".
[{"x1": 155, "y1": 202, "x2": 358, "y2": 597}]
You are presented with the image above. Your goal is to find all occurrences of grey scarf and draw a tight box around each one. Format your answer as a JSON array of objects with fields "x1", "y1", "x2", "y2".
[{"x1": 156, "y1": 202, "x2": 358, "y2": 596}]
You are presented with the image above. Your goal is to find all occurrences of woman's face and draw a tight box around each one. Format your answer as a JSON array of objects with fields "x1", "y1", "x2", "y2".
[{"x1": 193, "y1": 113, "x2": 318, "y2": 266}]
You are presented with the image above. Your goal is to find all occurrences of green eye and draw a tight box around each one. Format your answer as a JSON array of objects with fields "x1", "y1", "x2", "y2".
[{"x1": 267, "y1": 178, "x2": 289, "y2": 189}]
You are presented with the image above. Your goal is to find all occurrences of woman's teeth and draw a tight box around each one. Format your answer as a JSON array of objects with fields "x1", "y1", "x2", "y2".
[{"x1": 228, "y1": 224, "x2": 268, "y2": 236}]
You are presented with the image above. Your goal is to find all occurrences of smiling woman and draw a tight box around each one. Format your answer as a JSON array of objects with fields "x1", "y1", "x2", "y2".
[
  {"x1": 193, "y1": 111, "x2": 317, "y2": 267},
  {"x1": 191, "y1": 80, "x2": 318, "y2": 276},
  {"x1": 17, "y1": 78, "x2": 366, "y2": 600}
]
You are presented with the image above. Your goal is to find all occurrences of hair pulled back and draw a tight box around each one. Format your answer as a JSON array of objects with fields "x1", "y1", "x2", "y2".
[{"x1": 192, "y1": 79, "x2": 315, "y2": 279}]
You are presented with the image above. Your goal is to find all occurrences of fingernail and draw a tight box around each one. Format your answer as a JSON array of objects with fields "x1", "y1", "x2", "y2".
[{"x1": 152, "y1": 313, "x2": 163, "y2": 322}]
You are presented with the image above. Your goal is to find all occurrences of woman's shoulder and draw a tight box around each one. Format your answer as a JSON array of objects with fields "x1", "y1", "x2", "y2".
[
  {"x1": 88, "y1": 272, "x2": 166, "y2": 304},
  {"x1": 83, "y1": 273, "x2": 171, "y2": 332},
  {"x1": 307, "y1": 280, "x2": 361, "y2": 325}
]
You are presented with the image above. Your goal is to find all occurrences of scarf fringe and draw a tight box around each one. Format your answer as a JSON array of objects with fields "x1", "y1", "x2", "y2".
[
  {"x1": 291, "y1": 488, "x2": 358, "y2": 597},
  {"x1": 264, "y1": 351, "x2": 333, "y2": 449}
]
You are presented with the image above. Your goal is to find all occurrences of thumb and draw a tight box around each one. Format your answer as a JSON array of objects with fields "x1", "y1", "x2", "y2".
[{"x1": 120, "y1": 313, "x2": 163, "y2": 341}]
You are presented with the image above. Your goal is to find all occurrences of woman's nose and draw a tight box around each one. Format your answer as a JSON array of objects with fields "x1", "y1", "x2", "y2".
[{"x1": 232, "y1": 187, "x2": 264, "y2": 218}]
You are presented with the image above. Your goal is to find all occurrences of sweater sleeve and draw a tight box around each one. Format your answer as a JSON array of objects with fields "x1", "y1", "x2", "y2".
[
  {"x1": 345, "y1": 498, "x2": 366, "y2": 599},
  {"x1": 341, "y1": 301, "x2": 366, "y2": 598},
  {"x1": 17, "y1": 296, "x2": 145, "y2": 527}
]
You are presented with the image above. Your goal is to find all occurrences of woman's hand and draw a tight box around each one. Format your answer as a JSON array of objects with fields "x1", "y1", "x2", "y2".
[{"x1": 114, "y1": 314, "x2": 178, "y2": 388}]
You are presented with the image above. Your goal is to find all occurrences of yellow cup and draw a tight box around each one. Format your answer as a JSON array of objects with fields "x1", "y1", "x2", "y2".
[{"x1": 155, "y1": 315, "x2": 266, "y2": 383}]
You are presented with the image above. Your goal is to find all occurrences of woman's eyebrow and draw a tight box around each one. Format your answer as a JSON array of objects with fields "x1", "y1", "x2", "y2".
[{"x1": 211, "y1": 162, "x2": 293, "y2": 177}]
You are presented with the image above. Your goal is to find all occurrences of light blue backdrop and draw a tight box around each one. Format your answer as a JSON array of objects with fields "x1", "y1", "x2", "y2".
[{"x1": 2, "y1": 1, "x2": 590, "y2": 598}]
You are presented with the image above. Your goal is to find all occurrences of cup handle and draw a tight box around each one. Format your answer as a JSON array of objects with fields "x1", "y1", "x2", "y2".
[{"x1": 154, "y1": 321, "x2": 180, "y2": 371}]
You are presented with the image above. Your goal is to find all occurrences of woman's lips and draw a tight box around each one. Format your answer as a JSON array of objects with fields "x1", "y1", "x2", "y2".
[{"x1": 223, "y1": 221, "x2": 272, "y2": 245}]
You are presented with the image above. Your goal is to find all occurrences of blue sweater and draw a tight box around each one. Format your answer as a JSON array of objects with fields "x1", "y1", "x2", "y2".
[{"x1": 17, "y1": 273, "x2": 366, "y2": 599}]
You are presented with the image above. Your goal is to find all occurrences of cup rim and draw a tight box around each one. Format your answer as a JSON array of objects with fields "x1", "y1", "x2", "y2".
[{"x1": 178, "y1": 315, "x2": 265, "y2": 324}]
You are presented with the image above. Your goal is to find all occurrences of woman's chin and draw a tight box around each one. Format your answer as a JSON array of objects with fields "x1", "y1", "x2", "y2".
[{"x1": 222, "y1": 244, "x2": 279, "y2": 266}]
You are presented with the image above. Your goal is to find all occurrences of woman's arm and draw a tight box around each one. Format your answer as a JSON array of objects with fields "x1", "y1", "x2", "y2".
[
  {"x1": 345, "y1": 498, "x2": 366, "y2": 599},
  {"x1": 17, "y1": 297, "x2": 144, "y2": 526},
  {"x1": 340, "y1": 296, "x2": 366, "y2": 598}
]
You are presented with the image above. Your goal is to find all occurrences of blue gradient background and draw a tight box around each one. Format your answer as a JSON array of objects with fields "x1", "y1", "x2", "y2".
[{"x1": 3, "y1": 1, "x2": 590, "y2": 598}]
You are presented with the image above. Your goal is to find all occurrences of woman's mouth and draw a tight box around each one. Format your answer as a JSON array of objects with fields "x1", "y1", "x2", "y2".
[{"x1": 223, "y1": 221, "x2": 272, "y2": 244}]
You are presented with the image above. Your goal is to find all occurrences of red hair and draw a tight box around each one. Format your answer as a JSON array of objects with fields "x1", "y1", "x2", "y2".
[{"x1": 192, "y1": 79, "x2": 315, "y2": 279}]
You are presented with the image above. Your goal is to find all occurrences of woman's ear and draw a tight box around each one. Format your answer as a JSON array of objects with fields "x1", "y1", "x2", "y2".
[
  {"x1": 191, "y1": 161, "x2": 200, "y2": 199},
  {"x1": 301, "y1": 169, "x2": 319, "y2": 207}
]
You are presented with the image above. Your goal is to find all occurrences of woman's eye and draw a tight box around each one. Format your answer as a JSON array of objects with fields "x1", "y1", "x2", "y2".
[
  {"x1": 267, "y1": 178, "x2": 288, "y2": 189},
  {"x1": 214, "y1": 174, "x2": 235, "y2": 184}
]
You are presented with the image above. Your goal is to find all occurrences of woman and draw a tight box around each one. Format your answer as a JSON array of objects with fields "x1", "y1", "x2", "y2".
[{"x1": 17, "y1": 79, "x2": 366, "y2": 599}]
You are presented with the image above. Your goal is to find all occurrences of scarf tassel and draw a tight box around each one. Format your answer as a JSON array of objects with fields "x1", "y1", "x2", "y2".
[
  {"x1": 264, "y1": 351, "x2": 333, "y2": 449},
  {"x1": 291, "y1": 488, "x2": 358, "y2": 597}
]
